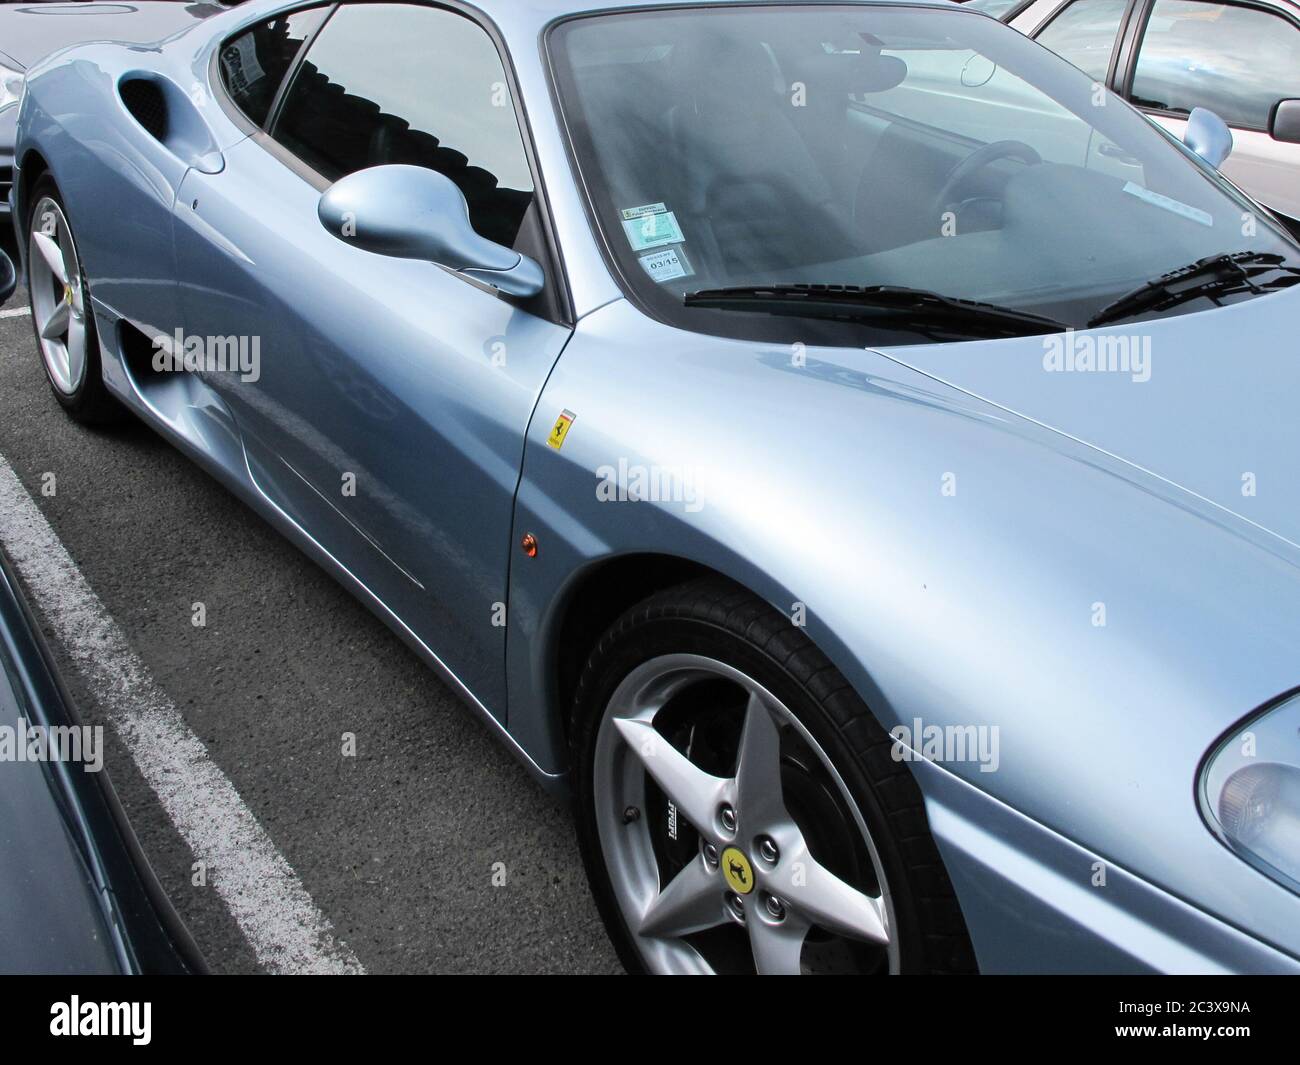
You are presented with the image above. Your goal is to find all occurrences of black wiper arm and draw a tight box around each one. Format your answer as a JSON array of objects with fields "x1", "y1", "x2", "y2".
[
  {"x1": 1087, "y1": 251, "x2": 1300, "y2": 328},
  {"x1": 683, "y1": 283, "x2": 1068, "y2": 337}
]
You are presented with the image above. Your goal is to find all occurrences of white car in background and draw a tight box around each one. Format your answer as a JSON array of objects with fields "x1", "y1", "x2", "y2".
[{"x1": 968, "y1": 0, "x2": 1300, "y2": 227}]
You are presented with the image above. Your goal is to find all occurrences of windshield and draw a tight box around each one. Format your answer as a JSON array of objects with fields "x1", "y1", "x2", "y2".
[{"x1": 548, "y1": 4, "x2": 1300, "y2": 345}]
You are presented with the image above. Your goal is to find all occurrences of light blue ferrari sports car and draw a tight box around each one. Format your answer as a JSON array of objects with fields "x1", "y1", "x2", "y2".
[{"x1": 11, "y1": 0, "x2": 1300, "y2": 975}]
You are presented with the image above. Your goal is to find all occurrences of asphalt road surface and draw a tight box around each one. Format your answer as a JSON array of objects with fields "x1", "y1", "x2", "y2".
[{"x1": 0, "y1": 238, "x2": 620, "y2": 974}]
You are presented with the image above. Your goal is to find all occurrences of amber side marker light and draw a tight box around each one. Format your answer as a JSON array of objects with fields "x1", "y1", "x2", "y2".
[{"x1": 520, "y1": 533, "x2": 538, "y2": 558}]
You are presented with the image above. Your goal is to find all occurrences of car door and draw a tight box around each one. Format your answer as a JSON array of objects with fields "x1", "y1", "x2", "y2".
[
  {"x1": 171, "y1": 2, "x2": 572, "y2": 718},
  {"x1": 1119, "y1": 0, "x2": 1300, "y2": 222}
]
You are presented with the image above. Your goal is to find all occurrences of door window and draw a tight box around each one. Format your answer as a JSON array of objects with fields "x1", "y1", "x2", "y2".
[
  {"x1": 218, "y1": 8, "x2": 327, "y2": 126},
  {"x1": 1034, "y1": 0, "x2": 1128, "y2": 82},
  {"x1": 271, "y1": 2, "x2": 535, "y2": 248},
  {"x1": 1130, "y1": 0, "x2": 1300, "y2": 129}
]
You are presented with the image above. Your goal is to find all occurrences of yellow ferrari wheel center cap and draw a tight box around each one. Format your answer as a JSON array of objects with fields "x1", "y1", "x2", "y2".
[{"x1": 721, "y1": 846, "x2": 754, "y2": 895}]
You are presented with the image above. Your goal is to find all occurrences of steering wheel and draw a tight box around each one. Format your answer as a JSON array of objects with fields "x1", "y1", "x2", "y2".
[{"x1": 933, "y1": 140, "x2": 1042, "y2": 217}]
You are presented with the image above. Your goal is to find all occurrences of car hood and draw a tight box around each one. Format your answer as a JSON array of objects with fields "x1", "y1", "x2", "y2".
[
  {"x1": 0, "y1": 1, "x2": 222, "y2": 69},
  {"x1": 874, "y1": 284, "x2": 1300, "y2": 553}
]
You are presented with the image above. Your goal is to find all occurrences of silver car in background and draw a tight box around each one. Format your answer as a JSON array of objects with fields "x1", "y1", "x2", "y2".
[
  {"x1": 969, "y1": 0, "x2": 1300, "y2": 225},
  {"x1": 0, "y1": 1, "x2": 226, "y2": 219}
]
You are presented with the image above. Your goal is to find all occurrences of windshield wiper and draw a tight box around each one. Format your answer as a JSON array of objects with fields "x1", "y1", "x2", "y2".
[
  {"x1": 1087, "y1": 251, "x2": 1300, "y2": 328},
  {"x1": 683, "y1": 283, "x2": 1068, "y2": 338}
]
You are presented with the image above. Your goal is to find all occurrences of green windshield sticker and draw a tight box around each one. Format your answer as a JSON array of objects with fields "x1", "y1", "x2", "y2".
[{"x1": 621, "y1": 202, "x2": 686, "y2": 251}]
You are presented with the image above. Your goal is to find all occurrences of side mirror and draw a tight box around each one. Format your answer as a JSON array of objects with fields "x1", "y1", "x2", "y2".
[
  {"x1": 1270, "y1": 99, "x2": 1300, "y2": 145},
  {"x1": 0, "y1": 248, "x2": 16, "y2": 307},
  {"x1": 318, "y1": 164, "x2": 544, "y2": 299},
  {"x1": 1183, "y1": 107, "x2": 1233, "y2": 169}
]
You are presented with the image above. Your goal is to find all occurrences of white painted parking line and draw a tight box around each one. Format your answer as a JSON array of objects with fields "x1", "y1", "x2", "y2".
[
  {"x1": 0, "y1": 307, "x2": 31, "y2": 319},
  {"x1": 0, "y1": 455, "x2": 365, "y2": 975}
]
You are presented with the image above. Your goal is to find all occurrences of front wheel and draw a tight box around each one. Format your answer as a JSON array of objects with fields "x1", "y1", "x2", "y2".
[
  {"x1": 26, "y1": 177, "x2": 122, "y2": 425},
  {"x1": 571, "y1": 579, "x2": 976, "y2": 975}
]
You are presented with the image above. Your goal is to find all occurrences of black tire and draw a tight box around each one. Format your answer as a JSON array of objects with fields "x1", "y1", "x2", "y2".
[
  {"x1": 26, "y1": 176, "x2": 124, "y2": 426},
  {"x1": 571, "y1": 577, "x2": 977, "y2": 974}
]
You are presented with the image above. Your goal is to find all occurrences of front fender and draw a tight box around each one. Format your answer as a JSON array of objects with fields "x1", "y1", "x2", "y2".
[{"x1": 508, "y1": 297, "x2": 1300, "y2": 961}]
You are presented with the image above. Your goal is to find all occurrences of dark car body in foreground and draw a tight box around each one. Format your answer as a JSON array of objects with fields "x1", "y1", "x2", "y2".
[{"x1": 0, "y1": 544, "x2": 204, "y2": 974}]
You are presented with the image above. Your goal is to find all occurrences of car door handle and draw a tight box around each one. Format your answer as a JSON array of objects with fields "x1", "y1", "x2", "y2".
[{"x1": 1099, "y1": 144, "x2": 1141, "y2": 165}]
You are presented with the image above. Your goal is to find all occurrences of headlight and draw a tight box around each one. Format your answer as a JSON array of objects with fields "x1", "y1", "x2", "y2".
[
  {"x1": 1200, "y1": 692, "x2": 1300, "y2": 894},
  {"x1": 0, "y1": 61, "x2": 24, "y2": 112}
]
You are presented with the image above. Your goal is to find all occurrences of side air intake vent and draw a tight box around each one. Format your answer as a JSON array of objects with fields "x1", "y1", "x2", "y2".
[
  {"x1": 117, "y1": 319, "x2": 165, "y2": 383},
  {"x1": 116, "y1": 72, "x2": 224, "y2": 173},
  {"x1": 119, "y1": 78, "x2": 168, "y2": 141}
]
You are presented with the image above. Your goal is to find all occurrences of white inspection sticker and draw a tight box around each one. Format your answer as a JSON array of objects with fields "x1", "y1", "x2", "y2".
[
  {"x1": 227, "y1": 33, "x2": 266, "y2": 86},
  {"x1": 621, "y1": 202, "x2": 686, "y2": 251},
  {"x1": 1123, "y1": 182, "x2": 1213, "y2": 227},
  {"x1": 638, "y1": 246, "x2": 693, "y2": 283}
]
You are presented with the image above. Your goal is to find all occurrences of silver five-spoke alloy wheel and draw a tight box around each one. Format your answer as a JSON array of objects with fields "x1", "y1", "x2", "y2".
[
  {"x1": 593, "y1": 654, "x2": 899, "y2": 975},
  {"x1": 28, "y1": 196, "x2": 89, "y2": 396}
]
